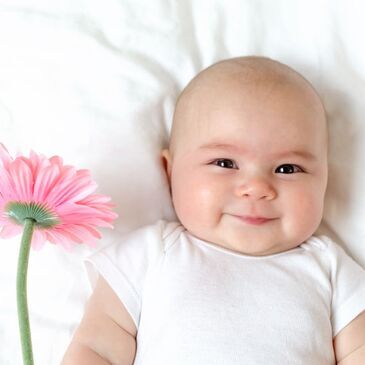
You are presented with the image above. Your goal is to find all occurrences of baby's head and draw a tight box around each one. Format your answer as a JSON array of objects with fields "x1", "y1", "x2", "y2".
[{"x1": 162, "y1": 56, "x2": 328, "y2": 256}]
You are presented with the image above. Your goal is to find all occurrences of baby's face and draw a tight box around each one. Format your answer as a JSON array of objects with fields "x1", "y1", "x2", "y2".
[{"x1": 163, "y1": 76, "x2": 328, "y2": 256}]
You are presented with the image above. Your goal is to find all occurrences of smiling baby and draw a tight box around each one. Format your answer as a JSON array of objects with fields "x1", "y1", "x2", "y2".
[{"x1": 62, "y1": 56, "x2": 365, "y2": 365}]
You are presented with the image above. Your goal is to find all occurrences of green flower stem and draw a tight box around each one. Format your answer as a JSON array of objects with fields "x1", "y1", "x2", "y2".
[{"x1": 17, "y1": 218, "x2": 35, "y2": 365}]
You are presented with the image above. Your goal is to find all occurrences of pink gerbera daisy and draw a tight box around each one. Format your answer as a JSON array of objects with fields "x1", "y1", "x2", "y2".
[
  {"x1": 0, "y1": 143, "x2": 118, "y2": 251},
  {"x1": 1, "y1": 143, "x2": 118, "y2": 365}
]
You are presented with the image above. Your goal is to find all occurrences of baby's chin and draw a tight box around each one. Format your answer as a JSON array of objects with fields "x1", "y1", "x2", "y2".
[
  {"x1": 213, "y1": 216, "x2": 319, "y2": 256},
  {"x1": 201, "y1": 228, "x2": 305, "y2": 257},
  {"x1": 180, "y1": 216, "x2": 311, "y2": 256}
]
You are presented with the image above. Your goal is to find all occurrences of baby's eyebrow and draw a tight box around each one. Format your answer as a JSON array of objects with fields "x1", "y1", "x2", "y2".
[{"x1": 198, "y1": 142, "x2": 317, "y2": 161}]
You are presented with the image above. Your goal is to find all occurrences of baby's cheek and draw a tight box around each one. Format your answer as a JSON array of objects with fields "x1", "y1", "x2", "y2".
[
  {"x1": 173, "y1": 177, "x2": 218, "y2": 228},
  {"x1": 286, "y1": 191, "x2": 323, "y2": 241}
]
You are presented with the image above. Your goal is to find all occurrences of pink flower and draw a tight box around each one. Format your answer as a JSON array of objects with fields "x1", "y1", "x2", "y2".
[{"x1": 0, "y1": 143, "x2": 118, "y2": 251}]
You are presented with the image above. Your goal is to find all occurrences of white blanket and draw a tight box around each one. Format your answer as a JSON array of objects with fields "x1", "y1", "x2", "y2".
[{"x1": 1, "y1": 1, "x2": 365, "y2": 364}]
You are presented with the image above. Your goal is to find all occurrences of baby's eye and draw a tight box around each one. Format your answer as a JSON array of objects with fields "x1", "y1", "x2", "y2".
[
  {"x1": 212, "y1": 159, "x2": 238, "y2": 169},
  {"x1": 275, "y1": 164, "x2": 303, "y2": 174}
]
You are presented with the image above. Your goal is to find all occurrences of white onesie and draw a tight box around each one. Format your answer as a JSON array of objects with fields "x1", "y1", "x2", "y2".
[{"x1": 85, "y1": 220, "x2": 365, "y2": 365}]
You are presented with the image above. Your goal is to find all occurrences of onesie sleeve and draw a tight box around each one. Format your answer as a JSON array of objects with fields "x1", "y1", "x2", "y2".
[
  {"x1": 83, "y1": 220, "x2": 180, "y2": 329},
  {"x1": 323, "y1": 236, "x2": 365, "y2": 337}
]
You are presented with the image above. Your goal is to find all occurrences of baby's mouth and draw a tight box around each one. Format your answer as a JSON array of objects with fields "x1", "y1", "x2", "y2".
[{"x1": 232, "y1": 215, "x2": 277, "y2": 225}]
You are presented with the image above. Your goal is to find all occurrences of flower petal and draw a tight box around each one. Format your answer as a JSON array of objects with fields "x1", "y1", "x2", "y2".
[
  {"x1": 45, "y1": 168, "x2": 97, "y2": 207},
  {"x1": 44, "y1": 229, "x2": 75, "y2": 252},
  {"x1": 33, "y1": 164, "x2": 60, "y2": 202},
  {"x1": 55, "y1": 202, "x2": 116, "y2": 227},
  {"x1": 79, "y1": 194, "x2": 112, "y2": 204},
  {"x1": 0, "y1": 143, "x2": 13, "y2": 169},
  {"x1": 0, "y1": 167, "x2": 18, "y2": 201},
  {"x1": 78, "y1": 224, "x2": 102, "y2": 239},
  {"x1": 55, "y1": 224, "x2": 101, "y2": 245},
  {"x1": 0, "y1": 223, "x2": 22, "y2": 239},
  {"x1": 31, "y1": 229, "x2": 47, "y2": 250},
  {"x1": 8, "y1": 159, "x2": 33, "y2": 201}
]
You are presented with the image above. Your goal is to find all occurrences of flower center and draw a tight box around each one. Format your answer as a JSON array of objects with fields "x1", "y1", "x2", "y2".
[{"x1": 5, "y1": 201, "x2": 59, "y2": 228}]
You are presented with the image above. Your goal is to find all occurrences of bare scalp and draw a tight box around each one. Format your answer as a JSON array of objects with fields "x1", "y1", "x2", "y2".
[{"x1": 169, "y1": 56, "x2": 327, "y2": 158}]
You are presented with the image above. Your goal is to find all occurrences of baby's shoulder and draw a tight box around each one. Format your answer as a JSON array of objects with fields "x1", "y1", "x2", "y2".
[
  {"x1": 300, "y1": 234, "x2": 361, "y2": 269},
  {"x1": 300, "y1": 235, "x2": 334, "y2": 252},
  {"x1": 88, "y1": 219, "x2": 184, "y2": 267},
  {"x1": 116, "y1": 219, "x2": 184, "y2": 252},
  {"x1": 142, "y1": 219, "x2": 185, "y2": 251}
]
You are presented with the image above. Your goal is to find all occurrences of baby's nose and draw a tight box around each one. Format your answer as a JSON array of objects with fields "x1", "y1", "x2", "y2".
[{"x1": 234, "y1": 178, "x2": 277, "y2": 200}]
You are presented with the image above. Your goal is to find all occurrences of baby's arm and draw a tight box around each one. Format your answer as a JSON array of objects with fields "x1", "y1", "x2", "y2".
[
  {"x1": 334, "y1": 310, "x2": 365, "y2": 364},
  {"x1": 61, "y1": 276, "x2": 137, "y2": 365}
]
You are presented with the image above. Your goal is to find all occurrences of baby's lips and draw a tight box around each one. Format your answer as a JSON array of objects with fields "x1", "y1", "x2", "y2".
[{"x1": 232, "y1": 215, "x2": 277, "y2": 225}]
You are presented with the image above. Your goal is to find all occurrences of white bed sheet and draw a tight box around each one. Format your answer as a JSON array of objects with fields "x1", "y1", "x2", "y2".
[{"x1": 1, "y1": 0, "x2": 365, "y2": 363}]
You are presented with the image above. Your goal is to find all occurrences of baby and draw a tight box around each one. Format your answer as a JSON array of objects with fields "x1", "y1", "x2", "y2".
[{"x1": 62, "y1": 56, "x2": 365, "y2": 364}]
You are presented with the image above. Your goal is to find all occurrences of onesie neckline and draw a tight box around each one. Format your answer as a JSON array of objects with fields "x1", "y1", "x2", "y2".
[{"x1": 184, "y1": 228, "x2": 307, "y2": 260}]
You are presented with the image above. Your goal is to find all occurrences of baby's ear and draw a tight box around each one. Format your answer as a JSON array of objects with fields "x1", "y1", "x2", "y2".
[{"x1": 161, "y1": 149, "x2": 172, "y2": 182}]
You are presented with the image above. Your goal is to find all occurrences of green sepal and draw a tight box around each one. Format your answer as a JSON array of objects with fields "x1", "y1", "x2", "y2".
[{"x1": 5, "y1": 201, "x2": 59, "y2": 228}]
